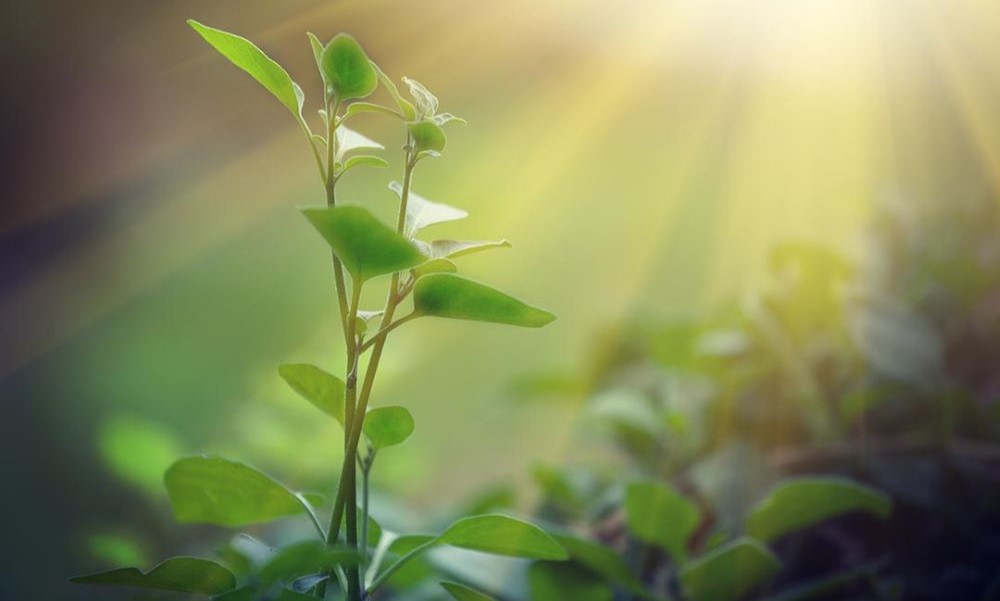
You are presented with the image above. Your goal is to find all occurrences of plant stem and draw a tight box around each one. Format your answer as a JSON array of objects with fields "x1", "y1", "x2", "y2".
[
  {"x1": 360, "y1": 450, "x2": 374, "y2": 567},
  {"x1": 365, "y1": 539, "x2": 437, "y2": 596}
]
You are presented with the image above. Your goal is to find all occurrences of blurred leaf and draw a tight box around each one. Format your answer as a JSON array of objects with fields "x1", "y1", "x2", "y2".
[
  {"x1": 390, "y1": 534, "x2": 437, "y2": 555},
  {"x1": 216, "y1": 586, "x2": 317, "y2": 601},
  {"x1": 551, "y1": 534, "x2": 645, "y2": 594},
  {"x1": 438, "y1": 515, "x2": 568, "y2": 560},
  {"x1": 625, "y1": 480, "x2": 701, "y2": 562},
  {"x1": 417, "y1": 239, "x2": 512, "y2": 260},
  {"x1": 402, "y1": 77, "x2": 439, "y2": 119},
  {"x1": 342, "y1": 154, "x2": 389, "y2": 173},
  {"x1": 99, "y1": 415, "x2": 181, "y2": 495},
  {"x1": 188, "y1": 21, "x2": 303, "y2": 119},
  {"x1": 529, "y1": 562, "x2": 613, "y2": 601},
  {"x1": 71, "y1": 557, "x2": 235, "y2": 595},
  {"x1": 679, "y1": 538, "x2": 779, "y2": 601},
  {"x1": 87, "y1": 534, "x2": 148, "y2": 568},
  {"x1": 301, "y1": 206, "x2": 425, "y2": 281},
  {"x1": 690, "y1": 442, "x2": 778, "y2": 531},
  {"x1": 364, "y1": 406, "x2": 415, "y2": 450},
  {"x1": 461, "y1": 485, "x2": 517, "y2": 515},
  {"x1": 412, "y1": 258, "x2": 458, "y2": 279},
  {"x1": 367, "y1": 514, "x2": 383, "y2": 547},
  {"x1": 389, "y1": 181, "x2": 468, "y2": 238},
  {"x1": 165, "y1": 456, "x2": 307, "y2": 527},
  {"x1": 258, "y1": 541, "x2": 359, "y2": 586},
  {"x1": 356, "y1": 310, "x2": 385, "y2": 336},
  {"x1": 335, "y1": 126, "x2": 383, "y2": 163},
  {"x1": 441, "y1": 581, "x2": 496, "y2": 601},
  {"x1": 278, "y1": 363, "x2": 345, "y2": 424},
  {"x1": 508, "y1": 372, "x2": 588, "y2": 401},
  {"x1": 413, "y1": 274, "x2": 556, "y2": 328},
  {"x1": 533, "y1": 465, "x2": 584, "y2": 514},
  {"x1": 321, "y1": 34, "x2": 377, "y2": 100},
  {"x1": 434, "y1": 112, "x2": 468, "y2": 126},
  {"x1": 216, "y1": 534, "x2": 271, "y2": 576},
  {"x1": 746, "y1": 477, "x2": 891, "y2": 543},
  {"x1": 409, "y1": 120, "x2": 447, "y2": 153}
]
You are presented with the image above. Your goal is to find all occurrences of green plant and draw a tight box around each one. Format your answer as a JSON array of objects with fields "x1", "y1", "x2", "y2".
[{"x1": 72, "y1": 21, "x2": 562, "y2": 601}]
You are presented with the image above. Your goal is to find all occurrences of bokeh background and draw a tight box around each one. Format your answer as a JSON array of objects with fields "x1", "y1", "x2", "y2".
[{"x1": 2, "y1": 0, "x2": 999, "y2": 599}]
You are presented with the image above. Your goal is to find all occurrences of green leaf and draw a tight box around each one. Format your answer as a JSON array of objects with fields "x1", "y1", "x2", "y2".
[
  {"x1": 335, "y1": 126, "x2": 383, "y2": 163},
  {"x1": 413, "y1": 274, "x2": 556, "y2": 328},
  {"x1": 99, "y1": 414, "x2": 181, "y2": 495},
  {"x1": 306, "y1": 32, "x2": 325, "y2": 80},
  {"x1": 551, "y1": 534, "x2": 645, "y2": 594},
  {"x1": 301, "y1": 206, "x2": 425, "y2": 281},
  {"x1": 418, "y1": 239, "x2": 512, "y2": 260},
  {"x1": 71, "y1": 557, "x2": 235, "y2": 595},
  {"x1": 438, "y1": 514, "x2": 568, "y2": 560},
  {"x1": 188, "y1": 21, "x2": 302, "y2": 119},
  {"x1": 409, "y1": 120, "x2": 447, "y2": 153},
  {"x1": 679, "y1": 538, "x2": 779, "y2": 601},
  {"x1": 402, "y1": 77, "x2": 439, "y2": 119},
  {"x1": 165, "y1": 456, "x2": 307, "y2": 527},
  {"x1": 529, "y1": 562, "x2": 613, "y2": 601},
  {"x1": 363, "y1": 406, "x2": 415, "y2": 450},
  {"x1": 389, "y1": 182, "x2": 467, "y2": 238},
  {"x1": 746, "y1": 477, "x2": 891, "y2": 543},
  {"x1": 355, "y1": 309, "x2": 385, "y2": 336},
  {"x1": 441, "y1": 581, "x2": 496, "y2": 601},
  {"x1": 412, "y1": 258, "x2": 458, "y2": 279},
  {"x1": 434, "y1": 112, "x2": 468, "y2": 126},
  {"x1": 625, "y1": 480, "x2": 701, "y2": 562},
  {"x1": 374, "y1": 64, "x2": 417, "y2": 120},
  {"x1": 321, "y1": 34, "x2": 377, "y2": 100},
  {"x1": 278, "y1": 363, "x2": 346, "y2": 424},
  {"x1": 346, "y1": 101, "x2": 402, "y2": 119},
  {"x1": 342, "y1": 154, "x2": 389, "y2": 173},
  {"x1": 258, "y1": 541, "x2": 359, "y2": 586},
  {"x1": 216, "y1": 586, "x2": 319, "y2": 601}
]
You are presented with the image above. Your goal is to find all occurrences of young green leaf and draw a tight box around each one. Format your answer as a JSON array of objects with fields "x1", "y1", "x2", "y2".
[
  {"x1": 437, "y1": 514, "x2": 568, "y2": 560},
  {"x1": 412, "y1": 258, "x2": 458, "y2": 279},
  {"x1": 301, "y1": 206, "x2": 425, "y2": 281},
  {"x1": 71, "y1": 557, "x2": 236, "y2": 595},
  {"x1": 679, "y1": 538, "x2": 779, "y2": 601},
  {"x1": 441, "y1": 581, "x2": 496, "y2": 601},
  {"x1": 417, "y1": 239, "x2": 512, "y2": 260},
  {"x1": 434, "y1": 112, "x2": 468, "y2": 126},
  {"x1": 363, "y1": 406, "x2": 415, "y2": 450},
  {"x1": 321, "y1": 34, "x2": 378, "y2": 100},
  {"x1": 409, "y1": 120, "x2": 447, "y2": 153},
  {"x1": 258, "y1": 541, "x2": 359, "y2": 586},
  {"x1": 342, "y1": 154, "x2": 389, "y2": 174},
  {"x1": 306, "y1": 32, "x2": 325, "y2": 79},
  {"x1": 529, "y1": 562, "x2": 613, "y2": 601},
  {"x1": 355, "y1": 309, "x2": 385, "y2": 336},
  {"x1": 165, "y1": 456, "x2": 307, "y2": 527},
  {"x1": 625, "y1": 480, "x2": 701, "y2": 562},
  {"x1": 188, "y1": 21, "x2": 303, "y2": 119},
  {"x1": 389, "y1": 182, "x2": 468, "y2": 238},
  {"x1": 413, "y1": 274, "x2": 556, "y2": 328},
  {"x1": 278, "y1": 363, "x2": 346, "y2": 425},
  {"x1": 346, "y1": 101, "x2": 403, "y2": 119},
  {"x1": 374, "y1": 64, "x2": 417, "y2": 120},
  {"x1": 402, "y1": 77, "x2": 439, "y2": 118},
  {"x1": 746, "y1": 477, "x2": 891, "y2": 543},
  {"x1": 551, "y1": 534, "x2": 646, "y2": 595},
  {"x1": 335, "y1": 126, "x2": 383, "y2": 163}
]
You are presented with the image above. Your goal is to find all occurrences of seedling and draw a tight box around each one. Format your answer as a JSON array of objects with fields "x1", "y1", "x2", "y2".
[{"x1": 72, "y1": 21, "x2": 562, "y2": 601}]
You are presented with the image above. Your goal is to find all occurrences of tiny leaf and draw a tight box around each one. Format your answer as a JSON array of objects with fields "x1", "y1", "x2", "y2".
[
  {"x1": 363, "y1": 406, "x2": 415, "y2": 450},
  {"x1": 409, "y1": 120, "x2": 446, "y2": 153},
  {"x1": 413, "y1": 274, "x2": 556, "y2": 328},
  {"x1": 441, "y1": 581, "x2": 496, "y2": 601},
  {"x1": 679, "y1": 538, "x2": 779, "y2": 601},
  {"x1": 71, "y1": 557, "x2": 236, "y2": 595},
  {"x1": 402, "y1": 77, "x2": 439, "y2": 119},
  {"x1": 374, "y1": 64, "x2": 416, "y2": 120},
  {"x1": 321, "y1": 34, "x2": 377, "y2": 100},
  {"x1": 389, "y1": 181, "x2": 467, "y2": 238},
  {"x1": 278, "y1": 363, "x2": 346, "y2": 425},
  {"x1": 165, "y1": 456, "x2": 306, "y2": 527},
  {"x1": 423, "y1": 239, "x2": 512, "y2": 260},
  {"x1": 746, "y1": 477, "x2": 891, "y2": 543},
  {"x1": 438, "y1": 514, "x2": 568, "y2": 560},
  {"x1": 625, "y1": 480, "x2": 701, "y2": 562},
  {"x1": 301, "y1": 206, "x2": 425, "y2": 281}
]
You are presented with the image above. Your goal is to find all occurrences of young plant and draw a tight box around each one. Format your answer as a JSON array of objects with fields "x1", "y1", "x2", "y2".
[{"x1": 72, "y1": 21, "x2": 563, "y2": 601}]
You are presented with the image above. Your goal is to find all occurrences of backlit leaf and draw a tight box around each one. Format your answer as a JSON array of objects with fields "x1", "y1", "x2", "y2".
[
  {"x1": 321, "y1": 34, "x2": 377, "y2": 100},
  {"x1": 335, "y1": 126, "x2": 383, "y2": 163},
  {"x1": 278, "y1": 363, "x2": 345, "y2": 425},
  {"x1": 165, "y1": 456, "x2": 307, "y2": 527},
  {"x1": 679, "y1": 538, "x2": 779, "y2": 601},
  {"x1": 625, "y1": 480, "x2": 701, "y2": 562},
  {"x1": 345, "y1": 101, "x2": 402, "y2": 119},
  {"x1": 409, "y1": 120, "x2": 446, "y2": 153},
  {"x1": 417, "y1": 239, "x2": 512, "y2": 260},
  {"x1": 413, "y1": 274, "x2": 556, "y2": 328},
  {"x1": 71, "y1": 557, "x2": 235, "y2": 595},
  {"x1": 301, "y1": 206, "x2": 425, "y2": 281},
  {"x1": 363, "y1": 406, "x2": 415, "y2": 450},
  {"x1": 441, "y1": 581, "x2": 496, "y2": 601},
  {"x1": 746, "y1": 477, "x2": 891, "y2": 543},
  {"x1": 342, "y1": 154, "x2": 389, "y2": 173},
  {"x1": 99, "y1": 414, "x2": 181, "y2": 495},
  {"x1": 438, "y1": 514, "x2": 568, "y2": 560},
  {"x1": 402, "y1": 77, "x2": 439, "y2": 119},
  {"x1": 412, "y1": 258, "x2": 458, "y2": 279},
  {"x1": 375, "y1": 64, "x2": 416, "y2": 120},
  {"x1": 389, "y1": 181, "x2": 468, "y2": 238}
]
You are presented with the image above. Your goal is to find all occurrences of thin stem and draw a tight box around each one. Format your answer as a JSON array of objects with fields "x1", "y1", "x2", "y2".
[
  {"x1": 365, "y1": 539, "x2": 437, "y2": 596},
  {"x1": 358, "y1": 313, "x2": 418, "y2": 353},
  {"x1": 294, "y1": 492, "x2": 327, "y2": 540},
  {"x1": 359, "y1": 450, "x2": 374, "y2": 568}
]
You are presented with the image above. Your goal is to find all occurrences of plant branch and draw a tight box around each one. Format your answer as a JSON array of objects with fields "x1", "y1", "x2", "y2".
[{"x1": 365, "y1": 538, "x2": 437, "y2": 596}]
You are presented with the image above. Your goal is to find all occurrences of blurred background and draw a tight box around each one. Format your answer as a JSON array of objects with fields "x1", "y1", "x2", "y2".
[{"x1": 1, "y1": 0, "x2": 999, "y2": 599}]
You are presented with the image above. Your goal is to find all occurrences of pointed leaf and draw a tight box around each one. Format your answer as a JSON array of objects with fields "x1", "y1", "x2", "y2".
[
  {"x1": 746, "y1": 477, "x2": 891, "y2": 543},
  {"x1": 301, "y1": 206, "x2": 425, "y2": 281},
  {"x1": 306, "y1": 32, "x2": 325, "y2": 79},
  {"x1": 409, "y1": 120, "x2": 446, "y2": 153},
  {"x1": 412, "y1": 258, "x2": 458, "y2": 279},
  {"x1": 342, "y1": 154, "x2": 389, "y2": 173},
  {"x1": 529, "y1": 562, "x2": 613, "y2": 601},
  {"x1": 413, "y1": 274, "x2": 556, "y2": 328},
  {"x1": 363, "y1": 406, "x2": 415, "y2": 450},
  {"x1": 165, "y1": 456, "x2": 306, "y2": 527},
  {"x1": 321, "y1": 34, "x2": 377, "y2": 100},
  {"x1": 441, "y1": 581, "x2": 496, "y2": 601},
  {"x1": 389, "y1": 181, "x2": 467, "y2": 238},
  {"x1": 426, "y1": 239, "x2": 511, "y2": 260},
  {"x1": 278, "y1": 364, "x2": 345, "y2": 424},
  {"x1": 625, "y1": 480, "x2": 701, "y2": 562},
  {"x1": 335, "y1": 126, "x2": 383, "y2": 163},
  {"x1": 438, "y1": 514, "x2": 568, "y2": 560},
  {"x1": 71, "y1": 557, "x2": 236, "y2": 595},
  {"x1": 375, "y1": 64, "x2": 417, "y2": 120},
  {"x1": 434, "y1": 112, "x2": 468, "y2": 127},
  {"x1": 679, "y1": 538, "x2": 779, "y2": 601},
  {"x1": 356, "y1": 309, "x2": 384, "y2": 336},
  {"x1": 402, "y1": 77, "x2": 439, "y2": 119},
  {"x1": 188, "y1": 21, "x2": 302, "y2": 119}
]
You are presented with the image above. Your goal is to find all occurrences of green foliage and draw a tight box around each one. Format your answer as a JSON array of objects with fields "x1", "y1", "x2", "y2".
[
  {"x1": 99, "y1": 414, "x2": 181, "y2": 495},
  {"x1": 746, "y1": 477, "x2": 891, "y2": 543},
  {"x1": 625, "y1": 480, "x2": 701, "y2": 562},
  {"x1": 551, "y1": 534, "x2": 646, "y2": 594},
  {"x1": 409, "y1": 120, "x2": 447, "y2": 153},
  {"x1": 320, "y1": 34, "x2": 378, "y2": 100},
  {"x1": 363, "y1": 406, "x2": 415, "y2": 450},
  {"x1": 414, "y1": 274, "x2": 556, "y2": 327},
  {"x1": 257, "y1": 541, "x2": 358, "y2": 586},
  {"x1": 441, "y1": 580, "x2": 497, "y2": 601},
  {"x1": 71, "y1": 557, "x2": 236, "y2": 595},
  {"x1": 437, "y1": 514, "x2": 568, "y2": 560},
  {"x1": 679, "y1": 539, "x2": 780, "y2": 601},
  {"x1": 278, "y1": 363, "x2": 346, "y2": 424},
  {"x1": 529, "y1": 562, "x2": 613, "y2": 601},
  {"x1": 164, "y1": 457, "x2": 308, "y2": 527}
]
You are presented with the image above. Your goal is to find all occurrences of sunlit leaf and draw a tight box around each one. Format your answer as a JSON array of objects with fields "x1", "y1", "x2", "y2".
[
  {"x1": 188, "y1": 21, "x2": 302, "y2": 119},
  {"x1": 278, "y1": 363, "x2": 346, "y2": 424},
  {"x1": 409, "y1": 120, "x2": 446, "y2": 153},
  {"x1": 441, "y1": 581, "x2": 496, "y2": 601},
  {"x1": 417, "y1": 239, "x2": 512, "y2": 260},
  {"x1": 746, "y1": 477, "x2": 891, "y2": 543},
  {"x1": 258, "y1": 541, "x2": 359, "y2": 586},
  {"x1": 165, "y1": 456, "x2": 307, "y2": 527},
  {"x1": 345, "y1": 101, "x2": 402, "y2": 119},
  {"x1": 529, "y1": 562, "x2": 612, "y2": 601},
  {"x1": 625, "y1": 480, "x2": 701, "y2": 562},
  {"x1": 363, "y1": 406, "x2": 415, "y2": 450},
  {"x1": 306, "y1": 32, "x2": 325, "y2": 80},
  {"x1": 438, "y1": 514, "x2": 568, "y2": 560},
  {"x1": 99, "y1": 415, "x2": 181, "y2": 495},
  {"x1": 335, "y1": 126, "x2": 383, "y2": 163},
  {"x1": 71, "y1": 557, "x2": 235, "y2": 595},
  {"x1": 434, "y1": 112, "x2": 468, "y2": 127},
  {"x1": 301, "y1": 206, "x2": 425, "y2": 281},
  {"x1": 321, "y1": 34, "x2": 377, "y2": 100},
  {"x1": 679, "y1": 538, "x2": 779, "y2": 601},
  {"x1": 402, "y1": 77, "x2": 439, "y2": 119},
  {"x1": 389, "y1": 181, "x2": 468, "y2": 238},
  {"x1": 374, "y1": 64, "x2": 416, "y2": 120},
  {"x1": 412, "y1": 258, "x2": 458, "y2": 279},
  {"x1": 342, "y1": 154, "x2": 389, "y2": 173},
  {"x1": 413, "y1": 274, "x2": 556, "y2": 328}
]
